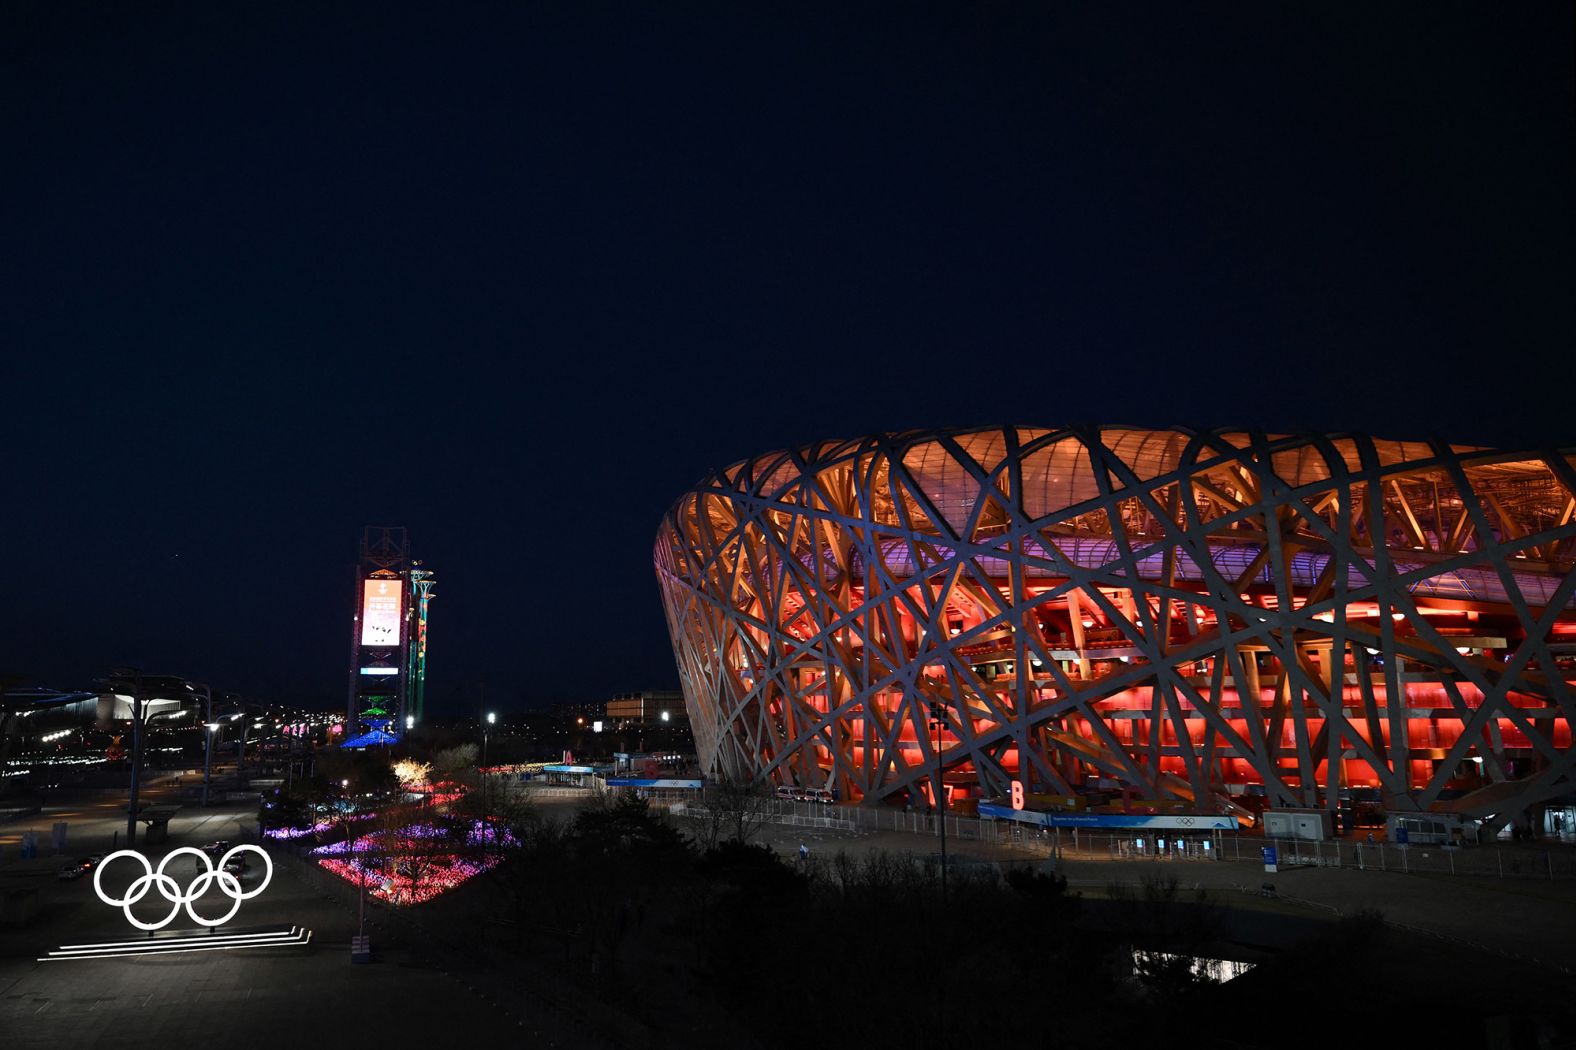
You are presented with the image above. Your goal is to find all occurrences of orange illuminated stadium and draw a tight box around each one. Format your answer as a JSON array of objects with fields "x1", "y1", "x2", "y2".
[{"x1": 655, "y1": 427, "x2": 1576, "y2": 832}]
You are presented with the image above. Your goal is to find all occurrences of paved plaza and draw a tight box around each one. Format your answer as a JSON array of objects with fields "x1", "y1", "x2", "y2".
[{"x1": 0, "y1": 798, "x2": 575, "y2": 1050}]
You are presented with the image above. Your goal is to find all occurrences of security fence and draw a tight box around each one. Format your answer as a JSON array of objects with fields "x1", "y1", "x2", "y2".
[
  {"x1": 704, "y1": 798, "x2": 1576, "y2": 883},
  {"x1": 507, "y1": 783, "x2": 1576, "y2": 885},
  {"x1": 983, "y1": 823, "x2": 1576, "y2": 881}
]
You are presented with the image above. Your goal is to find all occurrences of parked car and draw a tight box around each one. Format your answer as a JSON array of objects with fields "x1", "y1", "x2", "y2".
[
  {"x1": 200, "y1": 840, "x2": 231, "y2": 858},
  {"x1": 775, "y1": 785, "x2": 837, "y2": 804}
]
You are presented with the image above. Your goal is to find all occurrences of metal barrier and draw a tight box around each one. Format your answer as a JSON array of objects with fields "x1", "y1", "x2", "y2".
[
  {"x1": 984, "y1": 825, "x2": 1576, "y2": 882},
  {"x1": 531, "y1": 788, "x2": 1576, "y2": 884}
]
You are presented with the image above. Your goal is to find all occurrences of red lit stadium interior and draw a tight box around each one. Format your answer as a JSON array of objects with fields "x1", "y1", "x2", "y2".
[{"x1": 657, "y1": 428, "x2": 1576, "y2": 828}]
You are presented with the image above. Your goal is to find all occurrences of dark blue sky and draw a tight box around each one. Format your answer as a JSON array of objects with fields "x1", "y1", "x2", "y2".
[{"x1": 3, "y1": 4, "x2": 1571, "y2": 711}]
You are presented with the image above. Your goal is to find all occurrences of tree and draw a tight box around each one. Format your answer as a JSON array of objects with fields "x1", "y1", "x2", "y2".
[
  {"x1": 258, "y1": 786, "x2": 310, "y2": 831},
  {"x1": 431, "y1": 743, "x2": 478, "y2": 781},
  {"x1": 689, "y1": 780, "x2": 774, "y2": 850},
  {"x1": 564, "y1": 795, "x2": 693, "y2": 984},
  {"x1": 392, "y1": 758, "x2": 432, "y2": 793},
  {"x1": 453, "y1": 766, "x2": 533, "y2": 859},
  {"x1": 489, "y1": 815, "x2": 573, "y2": 949},
  {"x1": 315, "y1": 748, "x2": 401, "y2": 800}
]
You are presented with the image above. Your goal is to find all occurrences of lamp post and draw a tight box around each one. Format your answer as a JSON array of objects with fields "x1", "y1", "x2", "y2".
[
  {"x1": 236, "y1": 705, "x2": 250, "y2": 783},
  {"x1": 108, "y1": 668, "x2": 147, "y2": 848},
  {"x1": 483, "y1": 711, "x2": 496, "y2": 768},
  {"x1": 929, "y1": 699, "x2": 949, "y2": 900},
  {"x1": 189, "y1": 680, "x2": 213, "y2": 807},
  {"x1": 203, "y1": 722, "x2": 220, "y2": 805},
  {"x1": 337, "y1": 776, "x2": 367, "y2": 938}
]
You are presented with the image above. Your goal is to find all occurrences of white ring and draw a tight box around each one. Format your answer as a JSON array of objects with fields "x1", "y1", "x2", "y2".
[
  {"x1": 120, "y1": 871, "x2": 185, "y2": 930},
  {"x1": 94, "y1": 850, "x2": 154, "y2": 907},
  {"x1": 217, "y1": 845, "x2": 272, "y2": 899},
  {"x1": 183, "y1": 869, "x2": 244, "y2": 927},
  {"x1": 91, "y1": 846, "x2": 274, "y2": 931}
]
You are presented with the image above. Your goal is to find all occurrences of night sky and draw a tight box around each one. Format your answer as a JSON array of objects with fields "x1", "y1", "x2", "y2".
[{"x1": 3, "y1": 5, "x2": 1571, "y2": 712}]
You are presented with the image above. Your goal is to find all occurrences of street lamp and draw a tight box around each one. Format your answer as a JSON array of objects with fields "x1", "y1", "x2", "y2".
[
  {"x1": 102, "y1": 669, "x2": 191, "y2": 846},
  {"x1": 105, "y1": 668, "x2": 149, "y2": 848},
  {"x1": 483, "y1": 711, "x2": 496, "y2": 767},
  {"x1": 204, "y1": 722, "x2": 220, "y2": 806},
  {"x1": 184, "y1": 681, "x2": 216, "y2": 807}
]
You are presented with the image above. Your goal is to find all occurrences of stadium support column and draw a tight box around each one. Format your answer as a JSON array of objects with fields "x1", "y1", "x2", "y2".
[{"x1": 930, "y1": 699, "x2": 949, "y2": 900}]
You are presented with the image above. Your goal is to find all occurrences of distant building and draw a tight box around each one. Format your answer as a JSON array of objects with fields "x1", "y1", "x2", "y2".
[
  {"x1": 345, "y1": 526, "x2": 436, "y2": 741},
  {"x1": 606, "y1": 691, "x2": 687, "y2": 728},
  {"x1": 552, "y1": 701, "x2": 604, "y2": 726}
]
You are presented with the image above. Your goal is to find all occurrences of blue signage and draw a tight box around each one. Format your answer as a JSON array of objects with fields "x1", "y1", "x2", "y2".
[{"x1": 1261, "y1": 846, "x2": 1278, "y2": 866}]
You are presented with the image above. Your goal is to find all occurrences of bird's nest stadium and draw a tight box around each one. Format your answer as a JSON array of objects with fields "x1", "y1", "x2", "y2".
[{"x1": 655, "y1": 427, "x2": 1576, "y2": 830}]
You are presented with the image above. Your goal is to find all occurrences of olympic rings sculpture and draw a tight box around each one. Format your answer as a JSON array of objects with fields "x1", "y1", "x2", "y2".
[{"x1": 93, "y1": 845, "x2": 273, "y2": 930}]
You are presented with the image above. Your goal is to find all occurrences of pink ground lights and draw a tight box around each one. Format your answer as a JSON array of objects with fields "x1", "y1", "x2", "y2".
[{"x1": 310, "y1": 820, "x2": 516, "y2": 905}]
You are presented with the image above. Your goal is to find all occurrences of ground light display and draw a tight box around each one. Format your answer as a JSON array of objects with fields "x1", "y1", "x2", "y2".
[
  {"x1": 310, "y1": 820, "x2": 517, "y2": 905},
  {"x1": 655, "y1": 426, "x2": 1576, "y2": 831}
]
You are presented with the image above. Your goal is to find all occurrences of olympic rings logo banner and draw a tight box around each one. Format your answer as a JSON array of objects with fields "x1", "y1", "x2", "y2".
[{"x1": 93, "y1": 846, "x2": 273, "y2": 930}]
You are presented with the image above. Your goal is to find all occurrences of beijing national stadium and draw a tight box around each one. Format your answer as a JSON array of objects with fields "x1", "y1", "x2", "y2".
[{"x1": 655, "y1": 426, "x2": 1576, "y2": 833}]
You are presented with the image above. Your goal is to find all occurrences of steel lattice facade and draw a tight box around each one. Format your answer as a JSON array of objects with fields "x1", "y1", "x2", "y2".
[{"x1": 655, "y1": 427, "x2": 1576, "y2": 826}]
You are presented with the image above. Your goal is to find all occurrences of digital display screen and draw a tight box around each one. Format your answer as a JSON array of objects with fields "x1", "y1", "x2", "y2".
[{"x1": 360, "y1": 578, "x2": 403, "y2": 648}]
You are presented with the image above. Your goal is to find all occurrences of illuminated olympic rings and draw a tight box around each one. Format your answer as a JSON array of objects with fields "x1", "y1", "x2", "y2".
[{"x1": 93, "y1": 846, "x2": 273, "y2": 930}]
